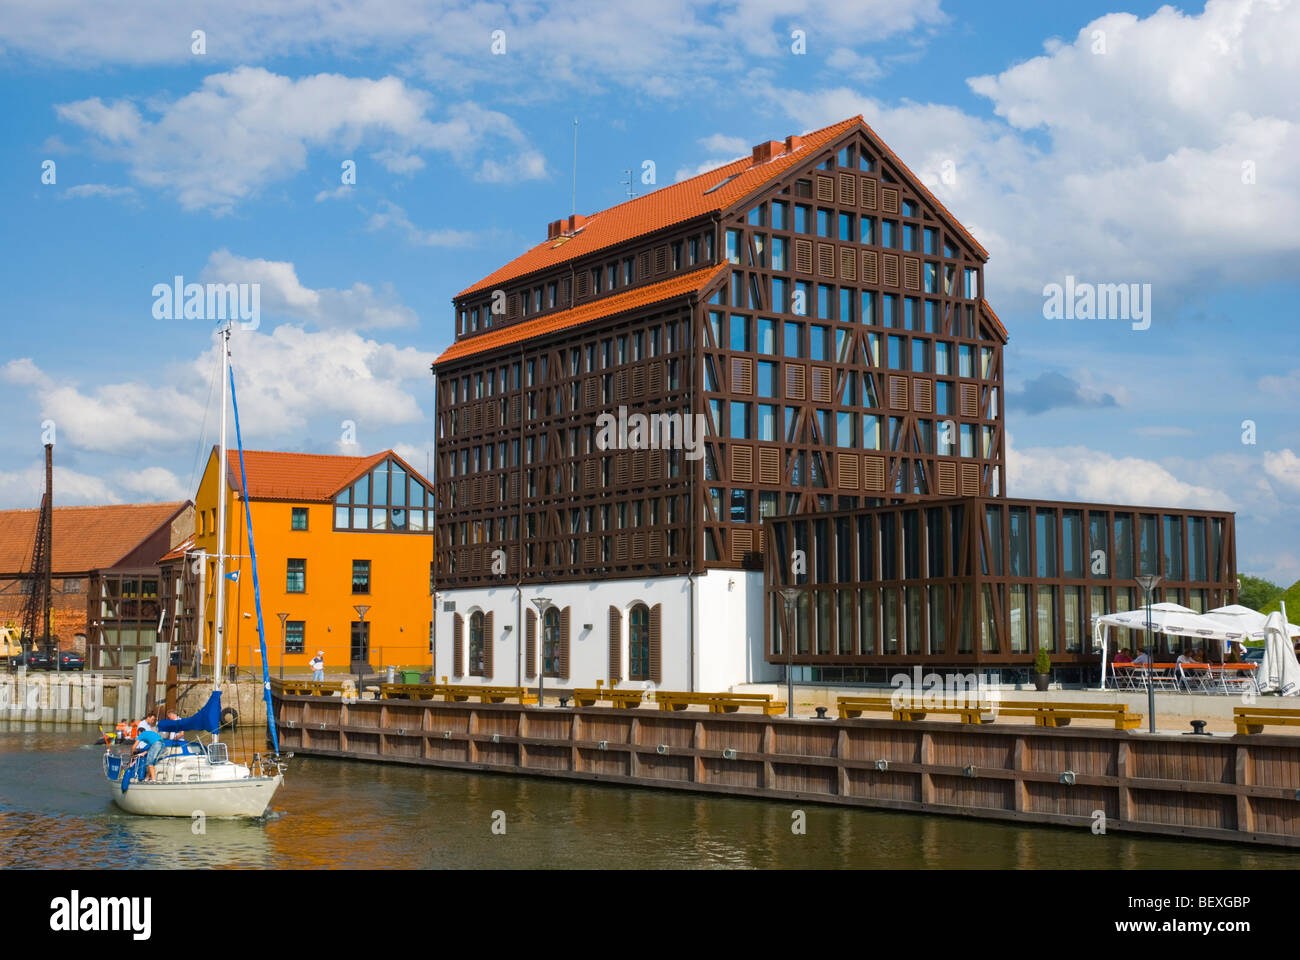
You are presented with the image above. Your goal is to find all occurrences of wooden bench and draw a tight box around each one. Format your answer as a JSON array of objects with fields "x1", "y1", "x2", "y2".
[
  {"x1": 572, "y1": 688, "x2": 645, "y2": 709},
  {"x1": 991, "y1": 700, "x2": 1142, "y2": 730},
  {"x1": 836, "y1": 695, "x2": 988, "y2": 724},
  {"x1": 379, "y1": 683, "x2": 441, "y2": 700},
  {"x1": 1234, "y1": 705, "x2": 1300, "y2": 735},
  {"x1": 436, "y1": 684, "x2": 538, "y2": 705},
  {"x1": 273, "y1": 680, "x2": 347, "y2": 697},
  {"x1": 654, "y1": 691, "x2": 786, "y2": 715}
]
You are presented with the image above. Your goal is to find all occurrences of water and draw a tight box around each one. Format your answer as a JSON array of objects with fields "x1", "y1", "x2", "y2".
[{"x1": 1, "y1": 723, "x2": 1294, "y2": 869}]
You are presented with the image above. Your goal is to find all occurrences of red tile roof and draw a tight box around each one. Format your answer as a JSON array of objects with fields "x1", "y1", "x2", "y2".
[
  {"x1": 158, "y1": 535, "x2": 195, "y2": 563},
  {"x1": 457, "y1": 115, "x2": 987, "y2": 301},
  {"x1": 437, "y1": 263, "x2": 727, "y2": 365},
  {"x1": 980, "y1": 299, "x2": 1009, "y2": 342},
  {"x1": 223, "y1": 449, "x2": 430, "y2": 502},
  {"x1": 0, "y1": 502, "x2": 189, "y2": 575}
]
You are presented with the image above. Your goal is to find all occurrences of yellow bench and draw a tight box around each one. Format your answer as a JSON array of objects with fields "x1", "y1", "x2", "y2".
[
  {"x1": 379, "y1": 683, "x2": 441, "y2": 700},
  {"x1": 1234, "y1": 706, "x2": 1300, "y2": 735},
  {"x1": 273, "y1": 680, "x2": 347, "y2": 697},
  {"x1": 572, "y1": 688, "x2": 645, "y2": 708},
  {"x1": 836, "y1": 695, "x2": 987, "y2": 723},
  {"x1": 654, "y1": 691, "x2": 787, "y2": 715},
  {"x1": 993, "y1": 700, "x2": 1142, "y2": 731}
]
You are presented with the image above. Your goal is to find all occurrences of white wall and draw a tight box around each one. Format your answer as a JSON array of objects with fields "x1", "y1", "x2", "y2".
[{"x1": 434, "y1": 572, "x2": 779, "y2": 691}]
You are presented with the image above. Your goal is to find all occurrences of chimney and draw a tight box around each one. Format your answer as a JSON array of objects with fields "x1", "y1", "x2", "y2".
[
  {"x1": 784, "y1": 134, "x2": 803, "y2": 153},
  {"x1": 751, "y1": 140, "x2": 783, "y2": 165},
  {"x1": 565, "y1": 213, "x2": 586, "y2": 234},
  {"x1": 546, "y1": 220, "x2": 563, "y2": 240}
]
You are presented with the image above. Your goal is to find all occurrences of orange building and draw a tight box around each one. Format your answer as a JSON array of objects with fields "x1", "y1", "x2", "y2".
[{"x1": 192, "y1": 448, "x2": 435, "y2": 677}]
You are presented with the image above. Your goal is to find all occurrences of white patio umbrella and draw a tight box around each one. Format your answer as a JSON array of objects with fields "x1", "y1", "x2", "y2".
[
  {"x1": 1258, "y1": 612, "x2": 1300, "y2": 696},
  {"x1": 1202, "y1": 604, "x2": 1300, "y2": 641},
  {"x1": 1093, "y1": 603, "x2": 1210, "y2": 689}
]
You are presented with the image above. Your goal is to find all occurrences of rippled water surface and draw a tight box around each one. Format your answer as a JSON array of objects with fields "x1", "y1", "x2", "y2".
[{"x1": 1, "y1": 723, "x2": 1294, "y2": 869}]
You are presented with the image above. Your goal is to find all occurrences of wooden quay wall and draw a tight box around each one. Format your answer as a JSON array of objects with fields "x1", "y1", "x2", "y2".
[{"x1": 273, "y1": 693, "x2": 1300, "y2": 848}]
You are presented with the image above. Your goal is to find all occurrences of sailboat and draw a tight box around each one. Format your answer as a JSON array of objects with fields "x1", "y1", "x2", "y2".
[{"x1": 103, "y1": 324, "x2": 284, "y2": 818}]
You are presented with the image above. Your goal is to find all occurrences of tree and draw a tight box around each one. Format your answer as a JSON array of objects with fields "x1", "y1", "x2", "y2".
[{"x1": 1238, "y1": 574, "x2": 1284, "y2": 611}]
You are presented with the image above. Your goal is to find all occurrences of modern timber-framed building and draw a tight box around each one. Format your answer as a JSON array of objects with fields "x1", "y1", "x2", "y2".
[{"x1": 431, "y1": 115, "x2": 1235, "y2": 690}]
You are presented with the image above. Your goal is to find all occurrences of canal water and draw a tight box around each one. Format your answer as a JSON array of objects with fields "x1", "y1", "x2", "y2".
[{"x1": 1, "y1": 724, "x2": 1294, "y2": 869}]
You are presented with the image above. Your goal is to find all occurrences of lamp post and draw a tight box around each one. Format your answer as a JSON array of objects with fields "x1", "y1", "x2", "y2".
[
  {"x1": 779, "y1": 587, "x2": 801, "y2": 720},
  {"x1": 277, "y1": 612, "x2": 289, "y2": 680},
  {"x1": 531, "y1": 597, "x2": 552, "y2": 708},
  {"x1": 1135, "y1": 575, "x2": 1162, "y2": 734}
]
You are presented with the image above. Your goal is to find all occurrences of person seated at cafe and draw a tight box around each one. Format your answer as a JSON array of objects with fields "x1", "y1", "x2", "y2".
[
  {"x1": 1132, "y1": 647, "x2": 1152, "y2": 665},
  {"x1": 1112, "y1": 648, "x2": 1133, "y2": 664},
  {"x1": 1193, "y1": 648, "x2": 1207, "y2": 663},
  {"x1": 1176, "y1": 647, "x2": 1195, "y2": 665}
]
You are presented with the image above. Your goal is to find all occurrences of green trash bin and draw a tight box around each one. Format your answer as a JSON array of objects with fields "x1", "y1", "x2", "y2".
[{"x1": 401, "y1": 670, "x2": 423, "y2": 684}]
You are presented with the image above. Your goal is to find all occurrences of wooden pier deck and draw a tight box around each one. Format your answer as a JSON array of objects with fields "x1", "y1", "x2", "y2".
[{"x1": 273, "y1": 691, "x2": 1300, "y2": 848}]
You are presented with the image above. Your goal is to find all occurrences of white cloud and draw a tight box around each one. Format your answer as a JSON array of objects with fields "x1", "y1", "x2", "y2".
[
  {"x1": 698, "y1": 134, "x2": 750, "y2": 156},
  {"x1": 62, "y1": 183, "x2": 136, "y2": 200},
  {"x1": 765, "y1": 0, "x2": 1300, "y2": 310},
  {"x1": 364, "y1": 200, "x2": 478, "y2": 248},
  {"x1": 55, "y1": 68, "x2": 545, "y2": 212},
  {"x1": 0, "y1": 460, "x2": 121, "y2": 508},
  {"x1": 201, "y1": 249, "x2": 418, "y2": 329},
  {"x1": 115, "y1": 466, "x2": 189, "y2": 501},
  {"x1": 1263, "y1": 449, "x2": 1300, "y2": 496}
]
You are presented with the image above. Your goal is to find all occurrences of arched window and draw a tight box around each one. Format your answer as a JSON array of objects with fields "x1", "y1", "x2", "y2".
[
  {"x1": 469, "y1": 611, "x2": 484, "y2": 676},
  {"x1": 628, "y1": 604, "x2": 650, "y2": 680},
  {"x1": 543, "y1": 608, "x2": 560, "y2": 678}
]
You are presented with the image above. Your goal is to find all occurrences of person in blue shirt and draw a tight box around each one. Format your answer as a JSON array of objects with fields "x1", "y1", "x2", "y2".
[{"x1": 132, "y1": 710, "x2": 164, "y2": 781}]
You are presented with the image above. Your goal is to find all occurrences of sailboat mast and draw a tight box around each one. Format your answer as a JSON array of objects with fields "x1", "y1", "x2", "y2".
[{"x1": 213, "y1": 324, "x2": 230, "y2": 700}]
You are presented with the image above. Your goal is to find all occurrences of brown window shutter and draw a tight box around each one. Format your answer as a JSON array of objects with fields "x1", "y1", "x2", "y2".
[
  {"x1": 960, "y1": 462, "x2": 980, "y2": 495},
  {"x1": 731, "y1": 356, "x2": 753, "y2": 394},
  {"x1": 914, "y1": 378, "x2": 933, "y2": 413},
  {"x1": 860, "y1": 177, "x2": 877, "y2": 210},
  {"x1": 731, "y1": 528, "x2": 754, "y2": 562},
  {"x1": 840, "y1": 247, "x2": 857, "y2": 281},
  {"x1": 811, "y1": 366, "x2": 832, "y2": 403},
  {"x1": 583, "y1": 457, "x2": 599, "y2": 490},
  {"x1": 889, "y1": 375, "x2": 909, "y2": 409},
  {"x1": 483, "y1": 611, "x2": 494, "y2": 679},
  {"x1": 615, "y1": 370, "x2": 628, "y2": 401},
  {"x1": 883, "y1": 253, "x2": 899, "y2": 287},
  {"x1": 584, "y1": 377, "x2": 598, "y2": 408},
  {"x1": 649, "y1": 603, "x2": 662, "y2": 684},
  {"x1": 509, "y1": 394, "x2": 520, "y2": 423},
  {"x1": 525, "y1": 608, "x2": 536, "y2": 679},
  {"x1": 631, "y1": 531, "x2": 645, "y2": 560},
  {"x1": 937, "y1": 461, "x2": 957, "y2": 496},
  {"x1": 863, "y1": 455, "x2": 886, "y2": 491},
  {"x1": 731, "y1": 444, "x2": 754, "y2": 483},
  {"x1": 862, "y1": 250, "x2": 878, "y2": 285},
  {"x1": 793, "y1": 239, "x2": 813, "y2": 274},
  {"x1": 453, "y1": 613, "x2": 464, "y2": 677},
  {"x1": 882, "y1": 187, "x2": 899, "y2": 214},
  {"x1": 575, "y1": 272, "x2": 591, "y2": 299},
  {"x1": 960, "y1": 382, "x2": 978, "y2": 418},
  {"x1": 785, "y1": 363, "x2": 806, "y2": 400},
  {"x1": 837, "y1": 452, "x2": 860, "y2": 490},
  {"x1": 816, "y1": 243, "x2": 835, "y2": 277},
  {"x1": 903, "y1": 257, "x2": 920, "y2": 290},
  {"x1": 608, "y1": 605, "x2": 622, "y2": 682},
  {"x1": 654, "y1": 245, "x2": 669, "y2": 274},
  {"x1": 631, "y1": 365, "x2": 646, "y2": 398},
  {"x1": 559, "y1": 607, "x2": 571, "y2": 680},
  {"x1": 637, "y1": 250, "x2": 651, "y2": 278},
  {"x1": 486, "y1": 403, "x2": 499, "y2": 429},
  {"x1": 815, "y1": 175, "x2": 834, "y2": 202},
  {"x1": 648, "y1": 360, "x2": 663, "y2": 394},
  {"x1": 838, "y1": 172, "x2": 856, "y2": 205},
  {"x1": 758, "y1": 446, "x2": 781, "y2": 484}
]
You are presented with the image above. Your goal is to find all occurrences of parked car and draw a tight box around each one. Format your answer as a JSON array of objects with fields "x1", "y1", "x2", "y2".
[
  {"x1": 57, "y1": 650, "x2": 85, "y2": 671},
  {"x1": 16, "y1": 649, "x2": 51, "y2": 669},
  {"x1": 1243, "y1": 646, "x2": 1264, "y2": 663}
]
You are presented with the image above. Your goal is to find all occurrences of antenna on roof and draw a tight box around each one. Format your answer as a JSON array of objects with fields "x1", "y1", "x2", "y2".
[
  {"x1": 621, "y1": 169, "x2": 637, "y2": 200},
  {"x1": 571, "y1": 117, "x2": 579, "y2": 218}
]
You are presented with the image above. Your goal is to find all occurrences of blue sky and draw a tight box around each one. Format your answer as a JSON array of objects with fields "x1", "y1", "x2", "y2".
[{"x1": 1, "y1": 0, "x2": 1297, "y2": 584}]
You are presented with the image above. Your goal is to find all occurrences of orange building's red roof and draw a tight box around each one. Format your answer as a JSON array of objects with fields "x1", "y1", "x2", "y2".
[
  {"x1": 222, "y1": 449, "x2": 429, "y2": 502},
  {"x1": 457, "y1": 114, "x2": 987, "y2": 301},
  {"x1": 158, "y1": 535, "x2": 195, "y2": 563},
  {"x1": 0, "y1": 502, "x2": 189, "y2": 574},
  {"x1": 437, "y1": 263, "x2": 727, "y2": 365}
]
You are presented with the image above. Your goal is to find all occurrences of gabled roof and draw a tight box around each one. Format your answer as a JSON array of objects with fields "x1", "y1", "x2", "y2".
[
  {"x1": 0, "y1": 502, "x2": 190, "y2": 575},
  {"x1": 980, "y1": 299, "x2": 1009, "y2": 343},
  {"x1": 457, "y1": 117, "x2": 863, "y2": 299},
  {"x1": 456, "y1": 114, "x2": 988, "y2": 301},
  {"x1": 158, "y1": 535, "x2": 195, "y2": 564},
  {"x1": 437, "y1": 263, "x2": 726, "y2": 365},
  {"x1": 221, "y1": 449, "x2": 431, "y2": 503}
]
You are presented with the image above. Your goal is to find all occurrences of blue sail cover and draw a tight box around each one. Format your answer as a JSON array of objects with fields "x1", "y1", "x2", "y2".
[{"x1": 157, "y1": 691, "x2": 222, "y2": 734}]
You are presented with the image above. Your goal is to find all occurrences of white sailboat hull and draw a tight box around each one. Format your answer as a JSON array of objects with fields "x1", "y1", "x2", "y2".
[{"x1": 110, "y1": 771, "x2": 282, "y2": 818}]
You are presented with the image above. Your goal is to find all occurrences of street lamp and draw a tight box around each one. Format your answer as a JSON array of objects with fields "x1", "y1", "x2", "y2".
[
  {"x1": 779, "y1": 587, "x2": 801, "y2": 720},
  {"x1": 531, "y1": 597, "x2": 552, "y2": 708},
  {"x1": 277, "y1": 612, "x2": 289, "y2": 680},
  {"x1": 1135, "y1": 575, "x2": 1162, "y2": 734}
]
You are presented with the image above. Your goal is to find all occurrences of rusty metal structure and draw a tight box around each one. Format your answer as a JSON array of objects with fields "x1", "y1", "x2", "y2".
[{"x1": 18, "y1": 443, "x2": 54, "y2": 661}]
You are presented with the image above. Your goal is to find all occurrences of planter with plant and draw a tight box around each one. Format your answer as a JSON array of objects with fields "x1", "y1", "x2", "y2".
[{"x1": 1033, "y1": 647, "x2": 1051, "y2": 691}]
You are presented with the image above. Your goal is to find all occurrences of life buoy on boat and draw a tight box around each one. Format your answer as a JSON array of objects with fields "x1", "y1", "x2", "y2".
[{"x1": 220, "y1": 707, "x2": 239, "y2": 729}]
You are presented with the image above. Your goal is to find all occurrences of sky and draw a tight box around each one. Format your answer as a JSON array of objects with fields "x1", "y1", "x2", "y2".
[{"x1": 0, "y1": 0, "x2": 1297, "y2": 584}]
